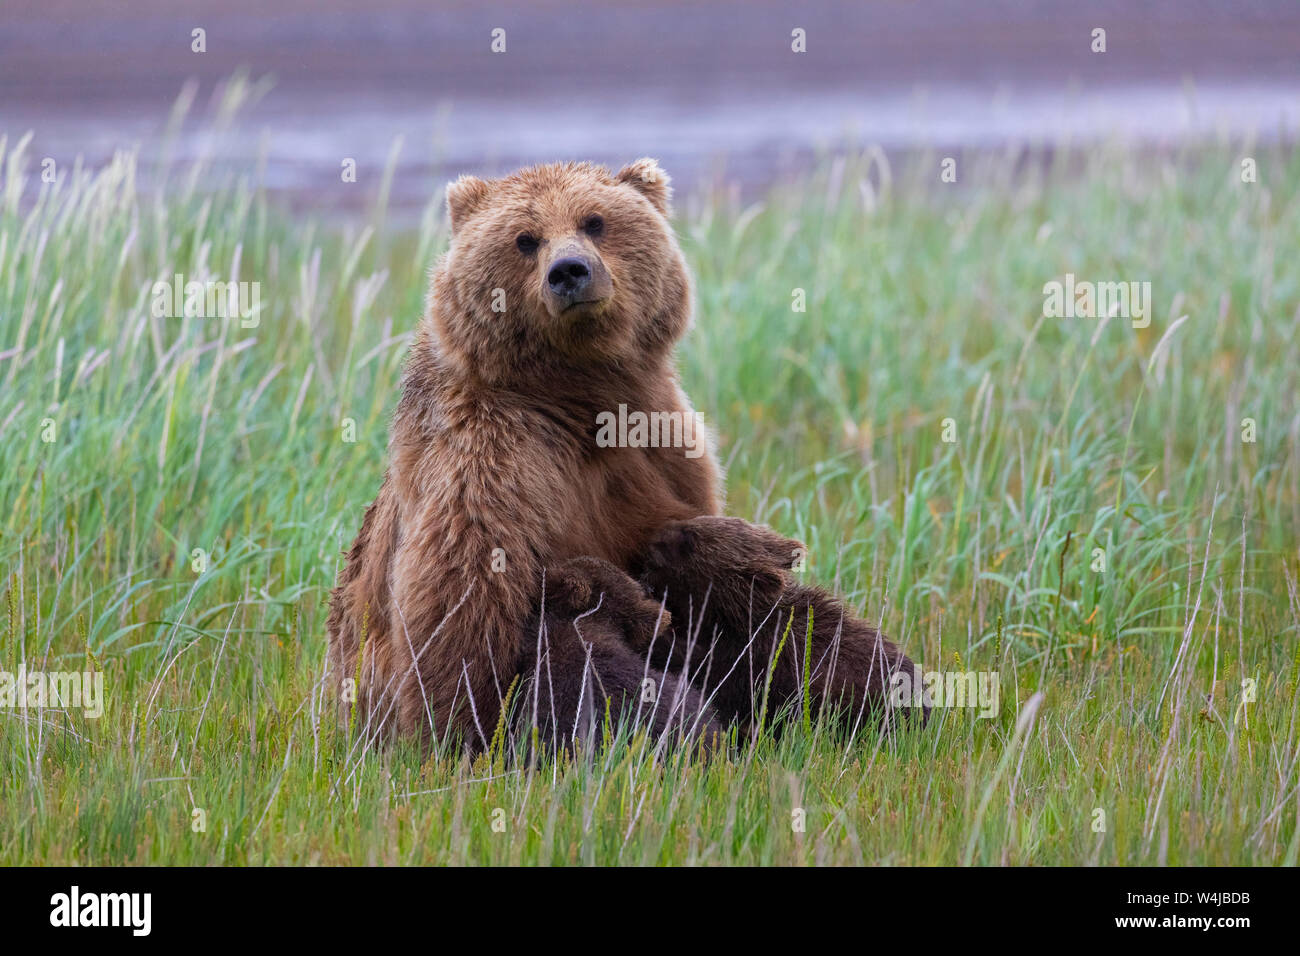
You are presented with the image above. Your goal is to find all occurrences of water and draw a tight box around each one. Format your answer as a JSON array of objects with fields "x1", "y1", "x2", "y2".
[{"x1": 3, "y1": 0, "x2": 1298, "y2": 213}]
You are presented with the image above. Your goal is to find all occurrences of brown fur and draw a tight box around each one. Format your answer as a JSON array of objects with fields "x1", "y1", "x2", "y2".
[
  {"x1": 525, "y1": 557, "x2": 723, "y2": 749},
  {"x1": 631, "y1": 516, "x2": 927, "y2": 733},
  {"x1": 325, "y1": 160, "x2": 721, "y2": 746}
]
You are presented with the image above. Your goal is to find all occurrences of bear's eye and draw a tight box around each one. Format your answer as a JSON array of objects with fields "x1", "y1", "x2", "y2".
[
  {"x1": 582, "y1": 214, "x2": 604, "y2": 238},
  {"x1": 515, "y1": 233, "x2": 540, "y2": 255}
]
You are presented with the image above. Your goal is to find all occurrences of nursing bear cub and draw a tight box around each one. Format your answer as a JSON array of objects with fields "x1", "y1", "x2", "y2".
[
  {"x1": 325, "y1": 158, "x2": 921, "y2": 751},
  {"x1": 632, "y1": 517, "x2": 928, "y2": 732},
  {"x1": 529, "y1": 557, "x2": 723, "y2": 749}
]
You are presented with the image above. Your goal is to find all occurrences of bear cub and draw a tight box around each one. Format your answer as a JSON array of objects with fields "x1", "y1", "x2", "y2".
[
  {"x1": 630, "y1": 516, "x2": 928, "y2": 733},
  {"x1": 527, "y1": 556, "x2": 724, "y2": 750}
]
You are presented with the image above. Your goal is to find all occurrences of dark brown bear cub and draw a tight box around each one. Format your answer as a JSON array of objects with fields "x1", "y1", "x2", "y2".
[
  {"x1": 631, "y1": 516, "x2": 927, "y2": 733},
  {"x1": 527, "y1": 557, "x2": 724, "y2": 750}
]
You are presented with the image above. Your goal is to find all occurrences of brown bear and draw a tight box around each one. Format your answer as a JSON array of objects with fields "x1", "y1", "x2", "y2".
[
  {"x1": 525, "y1": 556, "x2": 723, "y2": 750},
  {"x1": 631, "y1": 516, "x2": 928, "y2": 734},
  {"x1": 326, "y1": 160, "x2": 722, "y2": 747}
]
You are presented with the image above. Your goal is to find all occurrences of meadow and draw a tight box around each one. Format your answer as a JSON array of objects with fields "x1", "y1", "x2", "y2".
[{"x1": 2, "y1": 94, "x2": 1298, "y2": 864}]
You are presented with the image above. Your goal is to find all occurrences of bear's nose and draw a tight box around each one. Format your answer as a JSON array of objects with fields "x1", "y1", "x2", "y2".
[{"x1": 547, "y1": 256, "x2": 592, "y2": 297}]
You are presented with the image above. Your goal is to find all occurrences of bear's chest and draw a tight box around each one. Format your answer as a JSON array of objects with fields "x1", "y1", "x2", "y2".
[
  {"x1": 549, "y1": 437, "x2": 717, "y2": 570},
  {"x1": 434, "y1": 391, "x2": 721, "y2": 572}
]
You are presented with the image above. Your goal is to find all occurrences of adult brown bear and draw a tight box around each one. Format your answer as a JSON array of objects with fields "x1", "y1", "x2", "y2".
[
  {"x1": 326, "y1": 159, "x2": 723, "y2": 747},
  {"x1": 326, "y1": 159, "x2": 923, "y2": 751}
]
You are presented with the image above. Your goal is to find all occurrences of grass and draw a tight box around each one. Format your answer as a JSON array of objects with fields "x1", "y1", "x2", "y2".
[{"x1": 2, "y1": 87, "x2": 1299, "y2": 864}]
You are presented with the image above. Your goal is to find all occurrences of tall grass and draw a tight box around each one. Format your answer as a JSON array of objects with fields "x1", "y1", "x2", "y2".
[{"x1": 2, "y1": 89, "x2": 1298, "y2": 863}]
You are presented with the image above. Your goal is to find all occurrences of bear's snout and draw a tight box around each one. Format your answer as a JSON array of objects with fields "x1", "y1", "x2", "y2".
[
  {"x1": 542, "y1": 245, "x2": 613, "y2": 316},
  {"x1": 548, "y1": 256, "x2": 592, "y2": 297}
]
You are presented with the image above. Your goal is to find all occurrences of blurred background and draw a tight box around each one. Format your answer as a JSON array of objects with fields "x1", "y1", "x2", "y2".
[{"x1": 3, "y1": 0, "x2": 1299, "y2": 215}]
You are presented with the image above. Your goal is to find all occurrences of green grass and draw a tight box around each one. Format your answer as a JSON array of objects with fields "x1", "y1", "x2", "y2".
[{"x1": 2, "y1": 92, "x2": 1299, "y2": 864}]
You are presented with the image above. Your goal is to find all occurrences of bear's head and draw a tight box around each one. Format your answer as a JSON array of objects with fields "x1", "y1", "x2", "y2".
[
  {"x1": 428, "y1": 160, "x2": 690, "y2": 382},
  {"x1": 543, "y1": 556, "x2": 672, "y2": 646},
  {"x1": 634, "y1": 516, "x2": 806, "y2": 611}
]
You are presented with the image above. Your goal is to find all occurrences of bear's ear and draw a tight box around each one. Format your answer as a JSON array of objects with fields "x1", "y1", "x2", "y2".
[
  {"x1": 755, "y1": 526, "x2": 805, "y2": 572},
  {"x1": 445, "y1": 174, "x2": 492, "y2": 235},
  {"x1": 616, "y1": 158, "x2": 672, "y2": 217}
]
